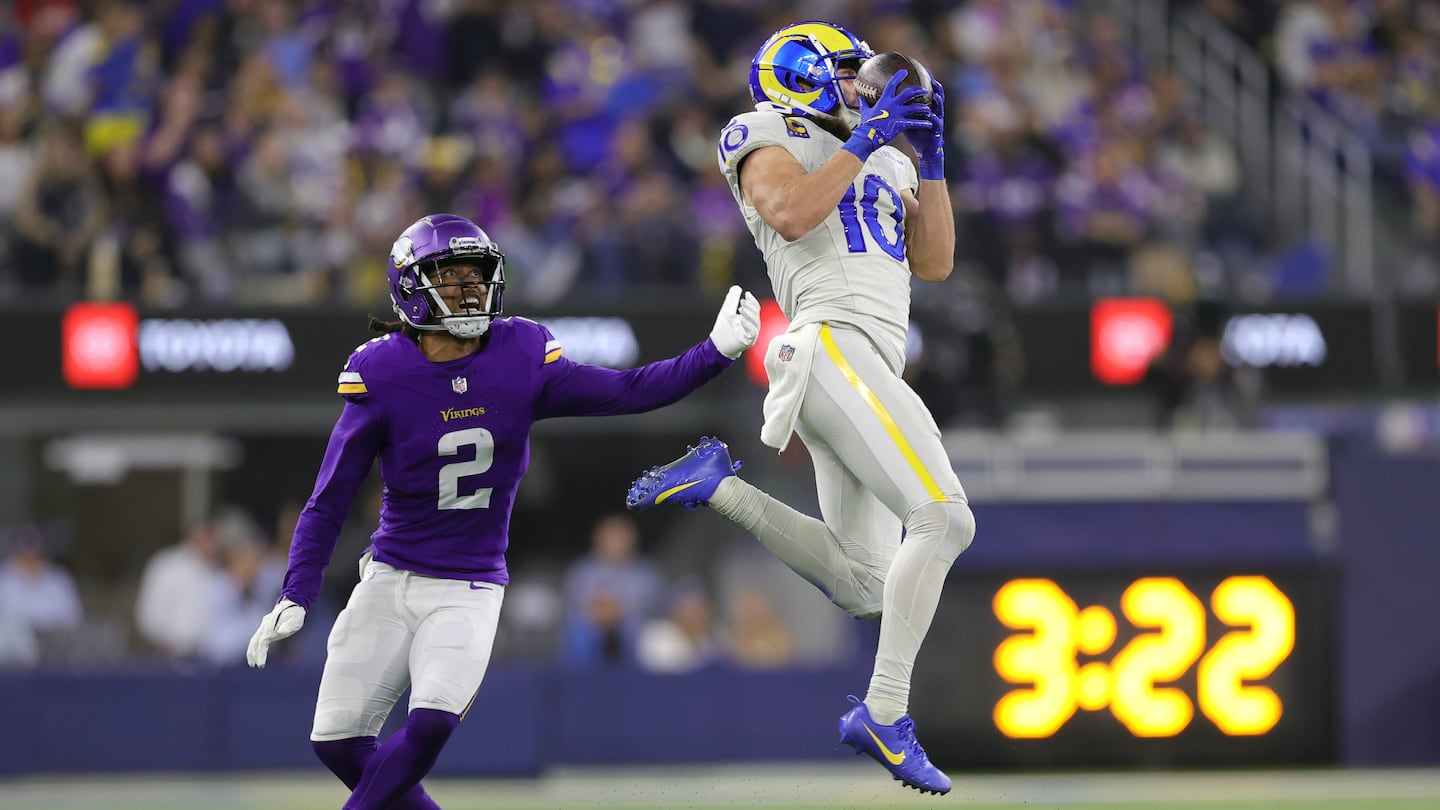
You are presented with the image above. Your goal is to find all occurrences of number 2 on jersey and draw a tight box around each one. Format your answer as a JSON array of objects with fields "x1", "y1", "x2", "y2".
[
  {"x1": 837, "y1": 174, "x2": 906, "y2": 260},
  {"x1": 438, "y1": 428, "x2": 494, "y2": 510}
]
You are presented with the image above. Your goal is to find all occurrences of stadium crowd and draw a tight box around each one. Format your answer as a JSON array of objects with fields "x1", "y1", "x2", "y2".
[{"x1": 4, "y1": 0, "x2": 1431, "y2": 313}]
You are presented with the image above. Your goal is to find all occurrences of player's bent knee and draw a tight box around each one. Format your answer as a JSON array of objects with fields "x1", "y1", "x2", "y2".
[
  {"x1": 835, "y1": 565, "x2": 886, "y2": 619},
  {"x1": 312, "y1": 708, "x2": 383, "y2": 742},
  {"x1": 843, "y1": 579, "x2": 886, "y2": 619},
  {"x1": 907, "y1": 501, "x2": 976, "y2": 564}
]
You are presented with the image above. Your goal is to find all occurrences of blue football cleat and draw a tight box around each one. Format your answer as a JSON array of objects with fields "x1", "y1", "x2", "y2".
[
  {"x1": 839, "y1": 697, "x2": 952, "y2": 795},
  {"x1": 626, "y1": 436, "x2": 742, "y2": 512}
]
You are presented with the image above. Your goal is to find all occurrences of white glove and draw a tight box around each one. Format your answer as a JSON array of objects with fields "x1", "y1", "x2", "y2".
[
  {"x1": 708, "y1": 285, "x2": 761, "y2": 359},
  {"x1": 246, "y1": 598, "x2": 306, "y2": 668}
]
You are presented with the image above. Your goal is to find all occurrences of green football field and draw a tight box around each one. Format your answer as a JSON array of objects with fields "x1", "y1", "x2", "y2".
[{"x1": 3, "y1": 764, "x2": 1438, "y2": 809}]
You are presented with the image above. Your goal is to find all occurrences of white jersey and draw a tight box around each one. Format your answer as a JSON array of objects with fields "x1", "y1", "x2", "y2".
[{"x1": 718, "y1": 110, "x2": 919, "y2": 373}]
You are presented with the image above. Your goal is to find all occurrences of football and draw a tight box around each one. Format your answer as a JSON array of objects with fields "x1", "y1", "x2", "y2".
[{"x1": 854, "y1": 52, "x2": 933, "y2": 110}]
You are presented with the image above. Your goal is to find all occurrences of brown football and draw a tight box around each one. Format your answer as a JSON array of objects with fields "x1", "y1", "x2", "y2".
[{"x1": 854, "y1": 52, "x2": 933, "y2": 111}]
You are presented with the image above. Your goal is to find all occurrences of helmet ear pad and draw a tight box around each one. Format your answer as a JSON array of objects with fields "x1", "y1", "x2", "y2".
[{"x1": 391, "y1": 252, "x2": 434, "y2": 326}]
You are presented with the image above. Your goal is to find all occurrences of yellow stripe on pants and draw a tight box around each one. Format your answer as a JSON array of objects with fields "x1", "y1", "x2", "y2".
[{"x1": 818, "y1": 324, "x2": 949, "y2": 503}]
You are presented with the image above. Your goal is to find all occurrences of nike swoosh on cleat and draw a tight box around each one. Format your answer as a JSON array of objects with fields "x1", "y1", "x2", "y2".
[
  {"x1": 655, "y1": 479, "x2": 705, "y2": 504},
  {"x1": 863, "y1": 723, "x2": 906, "y2": 765}
]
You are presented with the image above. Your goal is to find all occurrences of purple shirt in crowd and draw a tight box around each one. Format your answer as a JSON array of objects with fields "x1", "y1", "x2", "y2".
[
  {"x1": 281, "y1": 317, "x2": 731, "y2": 609},
  {"x1": 1407, "y1": 123, "x2": 1440, "y2": 192}
]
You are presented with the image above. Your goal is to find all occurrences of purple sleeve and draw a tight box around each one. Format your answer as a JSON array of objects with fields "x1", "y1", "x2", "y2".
[
  {"x1": 534, "y1": 338, "x2": 733, "y2": 420},
  {"x1": 280, "y1": 400, "x2": 385, "y2": 609}
]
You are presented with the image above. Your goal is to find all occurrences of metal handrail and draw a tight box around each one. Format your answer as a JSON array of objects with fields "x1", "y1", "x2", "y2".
[{"x1": 1093, "y1": 0, "x2": 1376, "y2": 297}]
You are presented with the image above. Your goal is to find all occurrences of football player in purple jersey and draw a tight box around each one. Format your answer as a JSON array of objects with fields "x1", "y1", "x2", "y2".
[{"x1": 245, "y1": 213, "x2": 760, "y2": 810}]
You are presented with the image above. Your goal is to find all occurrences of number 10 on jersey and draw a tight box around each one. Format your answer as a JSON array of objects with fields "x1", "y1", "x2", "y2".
[{"x1": 837, "y1": 174, "x2": 906, "y2": 261}]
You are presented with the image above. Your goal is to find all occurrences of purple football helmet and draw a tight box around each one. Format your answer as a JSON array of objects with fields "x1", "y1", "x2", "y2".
[{"x1": 388, "y1": 214, "x2": 505, "y2": 339}]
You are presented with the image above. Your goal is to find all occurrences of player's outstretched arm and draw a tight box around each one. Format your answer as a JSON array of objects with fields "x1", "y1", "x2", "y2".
[
  {"x1": 535, "y1": 286, "x2": 760, "y2": 419},
  {"x1": 247, "y1": 400, "x2": 383, "y2": 667}
]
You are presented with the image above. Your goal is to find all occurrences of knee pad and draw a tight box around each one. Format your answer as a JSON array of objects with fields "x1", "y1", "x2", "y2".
[{"x1": 906, "y1": 501, "x2": 976, "y2": 565}]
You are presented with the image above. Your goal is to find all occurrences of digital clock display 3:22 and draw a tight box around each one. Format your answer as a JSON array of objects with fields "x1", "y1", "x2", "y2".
[
  {"x1": 993, "y1": 575, "x2": 1299, "y2": 739},
  {"x1": 914, "y1": 570, "x2": 1333, "y2": 767}
]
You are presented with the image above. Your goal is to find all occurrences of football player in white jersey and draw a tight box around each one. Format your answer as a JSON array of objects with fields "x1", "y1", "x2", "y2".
[{"x1": 626, "y1": 21, "x2": 973, "y2": 795}]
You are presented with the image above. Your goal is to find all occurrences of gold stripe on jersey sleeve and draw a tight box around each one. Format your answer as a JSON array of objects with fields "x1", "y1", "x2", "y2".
[
  {"x1": 818, "y1": 324, "x2": 948, "y2": 503},
  {"x1": 544, "y1": 348, "x2": 563, "y2": 364},
  {"x1": 337, "y1": 383, "x2": 367, "y2": 394}
]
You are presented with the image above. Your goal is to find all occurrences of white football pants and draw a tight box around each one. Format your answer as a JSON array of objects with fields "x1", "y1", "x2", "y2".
[
  {"x1": 712, "y1": 322, "x2": 975, "y2": 722},
  {"x1": 311, "y1": 559, "x2": 504, "y2": 741}
]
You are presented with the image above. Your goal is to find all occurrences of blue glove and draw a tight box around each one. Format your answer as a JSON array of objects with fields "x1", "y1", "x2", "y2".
[
  {"x1": 842, "y1": 69, "x2": 935, "y2": 163},
  {"x1": 904, "y1": 77, "x2": 946, "y2": 181}
]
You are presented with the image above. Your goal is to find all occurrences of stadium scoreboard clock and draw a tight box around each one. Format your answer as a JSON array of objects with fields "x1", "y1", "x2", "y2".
[
  {"x1": 911, "y1": 569, "x2": 1334, "y2": 769},
  {"x1": 993, "y1": 576, "x2": 1294, "y2": 739}
]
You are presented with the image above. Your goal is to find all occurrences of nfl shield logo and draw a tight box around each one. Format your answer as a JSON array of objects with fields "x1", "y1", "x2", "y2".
[
  {"x1": 451, "y1": 377, "x2": 468, "y2": 394},
  {"x1": 778, "y1": 344, "x2": 796, "y2": 362}
]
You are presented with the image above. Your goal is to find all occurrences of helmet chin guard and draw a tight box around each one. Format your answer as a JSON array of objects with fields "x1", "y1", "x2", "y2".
[{"x1": 387, "y1": 214, "x2": 505, "y2": 339}]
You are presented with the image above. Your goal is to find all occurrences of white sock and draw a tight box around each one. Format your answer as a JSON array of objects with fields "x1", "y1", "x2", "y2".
[
  {"x1": 865, "y1": 501, "x2": 976, "y2": 725},
  {"x1": 709, "y1": 476, "x2": 883, "y2": 617}
]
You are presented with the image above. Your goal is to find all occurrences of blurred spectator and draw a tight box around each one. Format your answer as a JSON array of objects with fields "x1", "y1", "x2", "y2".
[
  {"x1": 10, "y1": 121, "x2": 105, "y2": 293},
  {"x1": 560, "y1": 513, "x2": 661, "y2": 667},
  {"x1": 561, "y1": 589, "x2": 634, "y2": 667},
  {"x1": 1407, "y1": 121, "x2": 1440, "y2": 245},
  {"x1": 0, "y1": 526, "x2": 84, "y2": 668},
  {"x1": 1145, "y1": 299, "x2": 1260, "y2": 429},
  {"x1": 0, "y1": 88, "x2": 36, "y2": 282},
  {"x1": 636, "y1": 584, "x2": 727, "y2": 673},
  {"x1": 1400, "y1": 119, "x2": 1440, "y2": 293},
  {"x1": 134, "y1": 518, "x2": 225, "y2": 662},
  {"x1": 1055, "y1": 140, "x2": 1154, "y2": 294},
  {"x1": 1159, "y1": 114, "x2": 1250, "y2": 264},
  {"x1": 202, "y1": 509, "x2": 277, "y2": 666},
  {"x1": 0, "y1": 613, "x2": 37, "y2": 668},
  {"x1": 956, "y1": 126, "x2": 1063, "y2": 299},
  {"x1": 89, "y1": 138, "x2": 173, "y2": 301},
  {"x1": 729, "y1": 587, "x2": 794, "y2": 669}
]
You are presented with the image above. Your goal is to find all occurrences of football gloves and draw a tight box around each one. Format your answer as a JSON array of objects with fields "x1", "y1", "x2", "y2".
[
  {"x1": 904, "y1": 76, "x2": 946, "y2": 180},
  {"x1": 709, "y1": 285, "x2": 761, "y2": 359},
  {"x1": 246, "y1": 598, "x2": 305, "y2": 668},
  {"x1": 842, "y1": 69, "x2": 935, "y2": 163}
]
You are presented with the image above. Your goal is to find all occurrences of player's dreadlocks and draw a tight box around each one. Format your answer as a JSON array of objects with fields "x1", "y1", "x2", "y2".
[{"x1": 367, "y1": 314, "x2": 421, "y2": 339}]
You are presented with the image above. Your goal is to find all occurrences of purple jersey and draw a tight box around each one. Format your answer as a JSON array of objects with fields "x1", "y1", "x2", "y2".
[{"x1": 281, "y1": 317, "x2": 732, "y2": 609}]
